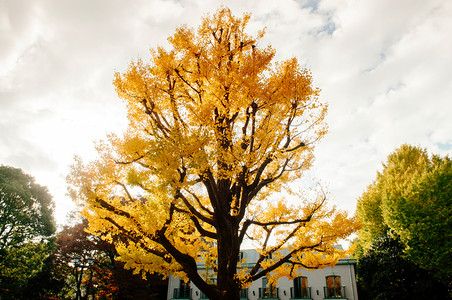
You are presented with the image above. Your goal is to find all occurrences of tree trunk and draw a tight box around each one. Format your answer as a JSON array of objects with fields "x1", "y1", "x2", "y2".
[
  {"x1": 214, "y1": 214, "x2": 241, "y2": 300},
  {"x1": 217, "y1": 287, "x2": 240, "y2": 300}
]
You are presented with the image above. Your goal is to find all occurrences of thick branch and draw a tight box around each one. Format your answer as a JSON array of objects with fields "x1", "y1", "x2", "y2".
[
  {"x1": 155, "y1": 205, "x2": 215, "y2": 298},
  {"x1": 95, "y1": 198, "x2": 133, "y2": 219},
  {"x1": 175, "y1": 191, "x2": 215, "y2": 226},
  {"x1": 238, "y1": 219, "x2": 251, "y2": 245},
  {"x1": 190, "y1": 216, "x2": 217, "y2": 240},
  {"x1": 94, "y1": 197, "x2": 156, "y2": 246},
  {"x1": 247, "y1": 215, "x2": 312, "y2": 227},
  {"x1": 185, "y1": 189, "x2": 214, "y2": 216},
  {"x1": 249, "y1": 241, "x2": 323, "y2": 283},
  {"x1": 284, "y1": 141, "x2": 306, "y2": 153},
  {"x1": 140, "y1": 98, "x2": 171, "y2": 138},
  {"x1": 175, "y1": 68, "x2": 201, "y2": 94},
  {"x1": 248, "y1": 156, "x2": 273, "y2": 192},
  {"x1": 102, "y1": 216, "x2": 169, "y2": 262},
  {"x1": 173, "y1": 206, "x2": 217, "y2": 239},
  {"x1": 200, "y1": 169, "x2": 221, "y2": 216}
]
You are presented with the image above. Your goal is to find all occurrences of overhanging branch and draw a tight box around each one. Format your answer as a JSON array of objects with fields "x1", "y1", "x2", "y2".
[{"x1": 247, "y1": 215, "x2": 312, "y2": 227}]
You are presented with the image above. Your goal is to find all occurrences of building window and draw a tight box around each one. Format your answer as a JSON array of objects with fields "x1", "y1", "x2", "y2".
[
  {"x1": 292, "y1": 276, "x2": 311, "y2": 298},
  {"x1": 259, "y1": 277, "x2": 279, "y2": 299},
  {"x1": 325, "y1": 275, "x2": 342, "y2": 298},
  {"x1": 173, "y1": 280, "x2": 191, "y2": 299}
]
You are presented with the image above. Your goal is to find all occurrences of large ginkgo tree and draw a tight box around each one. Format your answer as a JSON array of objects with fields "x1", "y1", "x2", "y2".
[{"x1": 67, "y1": 8, "x2": 359, "y2": 300}]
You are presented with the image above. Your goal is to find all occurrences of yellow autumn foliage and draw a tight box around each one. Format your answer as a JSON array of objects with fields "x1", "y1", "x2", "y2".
[{"x1": 67, "y1": 7, "x2": 358, "y2": 299}]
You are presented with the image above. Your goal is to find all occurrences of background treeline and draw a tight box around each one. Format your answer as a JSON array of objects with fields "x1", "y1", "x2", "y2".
[{"x1": 354, "y1": 144, "x2": 451, "y2": 299}]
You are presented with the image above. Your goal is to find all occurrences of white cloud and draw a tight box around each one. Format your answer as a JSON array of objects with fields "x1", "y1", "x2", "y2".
[{"x1": 299, "y1": 0, "x2": 452, "y2": 211}]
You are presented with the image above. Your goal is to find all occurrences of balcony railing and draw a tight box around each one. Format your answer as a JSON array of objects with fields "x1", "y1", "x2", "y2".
[
  {"x1": 290, "y1": 287, "x2": 312, "y2": 299},
  {"x1": 259, "y1": 287, "x2": 279, "y2": 299},
  {"x1": 173, "y1": 287, "x2": 192, "y2": 299},
  {"x1": 199, "y1": 288, "x2": 248, "y2": 299},
  {"x1": 240, "y1": 288, "x2": 249, "y2": 299},
  {"x1": 323, "y1": 286, "x2": 346, "y2": 299}
]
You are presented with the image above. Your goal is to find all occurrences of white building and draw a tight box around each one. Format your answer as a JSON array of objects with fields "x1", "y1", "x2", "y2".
[{"x1": 167, "y1": 249, "x2": 358, "y2": 300}]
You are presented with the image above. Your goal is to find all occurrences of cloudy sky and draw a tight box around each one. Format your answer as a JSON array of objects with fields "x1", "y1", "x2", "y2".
[{"x1": 1, "y1": 0, "x2": 451, "y2": 226}]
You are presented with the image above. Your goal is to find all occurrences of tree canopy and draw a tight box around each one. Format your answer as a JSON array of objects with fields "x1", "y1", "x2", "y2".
[
  {"x1": 356, "y1": 144, "x2": 452, "y2": 288},
  {"x1": 0, "y1": 165, "x2": 55, "y2": 250},
  {"x1": 0, "y1": 165, "x2": 56, "y2": 298},
  {"x1": 67, "y1": 8, "x2": 359, "y2": 300}
]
